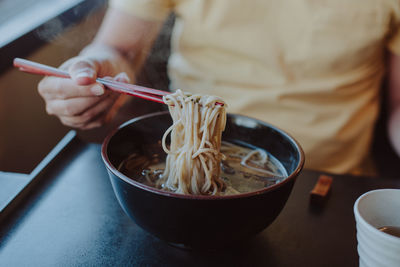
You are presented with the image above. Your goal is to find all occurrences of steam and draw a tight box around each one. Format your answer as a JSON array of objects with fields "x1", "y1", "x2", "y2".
[
  {"x1": 34, "y1": 3, "x2": 105, "y2": 47},
  {"x1": 34, "y1": 6, "x2": 176, "y2": 91},
  {"x1": 34, "y1": 18, "x2": 64, "y2": 42},
  {"x1": 139, "y1": 14, "x2": 175, "y2": 91}
]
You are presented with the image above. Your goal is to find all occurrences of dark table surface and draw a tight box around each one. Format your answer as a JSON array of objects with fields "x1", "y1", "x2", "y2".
[{"x1": 0, "y1": 138, "x2": 399, "y2": 267}]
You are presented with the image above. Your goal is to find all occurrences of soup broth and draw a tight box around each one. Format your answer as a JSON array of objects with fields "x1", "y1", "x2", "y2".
[{"x1": 118, "y1": 141, "x2": 287, "y2": 196}]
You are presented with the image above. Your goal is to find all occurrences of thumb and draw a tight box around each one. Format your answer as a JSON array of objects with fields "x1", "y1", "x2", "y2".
[
  {"x1": 114, "y1": 72, "x2": 131, "y2": 83},
  {"x1": 68, "y1": 59, "x2": 99, "y2": 86}
]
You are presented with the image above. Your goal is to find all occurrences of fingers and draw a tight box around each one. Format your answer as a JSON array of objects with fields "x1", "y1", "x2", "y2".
[
  {"x1": 38, "y1": 70, "x2": 130, "y2": 100},
  {"x1": 45, "y1": 95, "x2": 105, "y2": 116},
  {"x1": 68, "y1": 59, "x2": 99, "y2": 85},
  {"x1": 37, "y1": 59, "x2": 133, "y2": 130},
  {"x1": 57, "y1": 93, "x2": 119, "y2": 129},
  {"x1": 50, "y1": 57, "x2": 104, "y2": 97},
  {"x1": 114, "y1": 72, "x2": 131, "y2": 83},
  {"x1": 38, "y1": 77, "x2": 105, "y2": 100},
  {"x1": 66, "y1": 59, "x2": 130, "y2": 85}
]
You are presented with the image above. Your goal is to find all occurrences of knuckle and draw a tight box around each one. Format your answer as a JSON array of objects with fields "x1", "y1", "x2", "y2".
[
  {"x1": 60, "y1": 57, "x2": 81, "y2": 70},
  {"x1": 54, "y1": 79, "x2": 67, "y2": 99},
  {"x1": 59, "y1": 117, "x2": 74, "y2": 127},
  {"x1": 63, "y1": 104, "x2": 77, "y2": 117},
  {"x1": 59, "y1": 58, "x2": 74, "y2": 69},
  {"x1": 45, "y1": 104, "x2": 54, "y2": 115},
  {"x1": 69, "y1": 58, "x2": 96, "y2": 72},
  {"x1": 38, "y1": 78, "x2": 50, "y2": 96},
  {"x1": 37, "y1": 80, "x2": 45, "y2": 94}
]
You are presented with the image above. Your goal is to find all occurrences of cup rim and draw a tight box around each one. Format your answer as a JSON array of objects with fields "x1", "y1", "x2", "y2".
[
  {"x1": 354, "y1": 189, "x2": 400, "y2": 243},
  {"x1": 101, "y1": 111, "x2": 305, "y2": 200}
]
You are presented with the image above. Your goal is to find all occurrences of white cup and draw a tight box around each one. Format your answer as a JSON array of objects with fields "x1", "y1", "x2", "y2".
[{"x1": 354, "y1": 189, "x2": 400, "y2": 267}]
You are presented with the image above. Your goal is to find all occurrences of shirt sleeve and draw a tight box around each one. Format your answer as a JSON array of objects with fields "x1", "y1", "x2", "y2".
[{"x1": 109, "y1": 0, "x2": 174, "y2": 22}]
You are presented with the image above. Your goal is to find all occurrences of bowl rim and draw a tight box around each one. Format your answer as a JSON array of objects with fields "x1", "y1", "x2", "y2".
[{"x1": 101, "y1": 111, "x2": 305, "y2": 200}]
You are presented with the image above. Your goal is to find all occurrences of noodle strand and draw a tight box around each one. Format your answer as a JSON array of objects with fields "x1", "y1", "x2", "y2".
[{"x1": 161, "y1": 90, "x2": 226, "y2": 195}]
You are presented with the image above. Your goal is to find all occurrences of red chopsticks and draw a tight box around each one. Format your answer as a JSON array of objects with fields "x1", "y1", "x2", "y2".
[{"x1": 13, "y1": 58, "x2": 168, "y2": 104}]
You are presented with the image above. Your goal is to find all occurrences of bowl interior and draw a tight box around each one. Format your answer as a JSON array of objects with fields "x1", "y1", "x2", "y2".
[{"x1": 105, "y1": 111, "x2": 304, "y2": 195}]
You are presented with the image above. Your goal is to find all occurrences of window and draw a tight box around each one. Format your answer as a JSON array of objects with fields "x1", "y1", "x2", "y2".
[{"x1": 0, "y1": 0, "x2": 85, "y2": 48}]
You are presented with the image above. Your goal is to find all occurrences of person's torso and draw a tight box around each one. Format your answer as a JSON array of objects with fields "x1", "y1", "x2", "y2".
[{"x1": 167, "y1": 0, "x2": 399, "y2": 174}]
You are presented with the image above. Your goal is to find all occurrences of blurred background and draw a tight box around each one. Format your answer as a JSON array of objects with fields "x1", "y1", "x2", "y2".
[
  {"x1": 0, "y1": 0, "x2": 398, "y2": 177},
  {"x1": 0, "y1": 0, "x2": 171, "y2": 174},
  {"x1": 0, "y1": 0, "x2": 106, "y2": 173}
]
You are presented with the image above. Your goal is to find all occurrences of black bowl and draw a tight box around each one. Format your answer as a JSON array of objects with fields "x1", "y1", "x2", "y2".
[{"x1": 101, "y1": 111, "x2": 305, "y2": 248}]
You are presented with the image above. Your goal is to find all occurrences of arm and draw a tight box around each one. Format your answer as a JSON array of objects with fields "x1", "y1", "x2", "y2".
[
  {"x1": 78, "y1": 7, "x2": 163, "y2": 81},
  {"x1": 387, "y1": 52, "x2": 400, "y2": 156},
  {"x1": 38, "y1": 8, "x2": 164, "y2": 129}
]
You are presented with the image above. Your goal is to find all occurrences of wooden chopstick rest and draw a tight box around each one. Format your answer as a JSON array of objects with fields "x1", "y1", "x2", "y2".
[{"x1": 310, "y1": 175, "x2": 333, "y2": 205}]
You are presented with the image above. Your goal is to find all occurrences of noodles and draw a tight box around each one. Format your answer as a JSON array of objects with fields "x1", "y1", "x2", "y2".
[
  {"x1": 117, "y1": 90, "x2": 287, "y2": 196},
  {"x1": 240, "y1": 149, "x2": 284, "y2": 178},
  {"x1": 118, "y1": 141, "x2": 288, "y2": 196},
  {"x1": 161, "y1": 90, "x2": 227, "y2": 195}
]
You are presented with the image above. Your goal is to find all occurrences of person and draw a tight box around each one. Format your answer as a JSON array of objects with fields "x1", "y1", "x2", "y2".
[{"x1": 37, "y1": 0, "x2": 400, "y2": 175}]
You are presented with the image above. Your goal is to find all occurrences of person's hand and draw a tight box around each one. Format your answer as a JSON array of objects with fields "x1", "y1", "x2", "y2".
[{"x1": 38, "y1": 57, "x2": 130, "y2": 129}]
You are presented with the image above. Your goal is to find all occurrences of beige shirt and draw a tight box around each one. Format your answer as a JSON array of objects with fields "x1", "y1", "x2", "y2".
[{"x1": 110, "y1": 0, "x2": 400, "y2": 174}]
